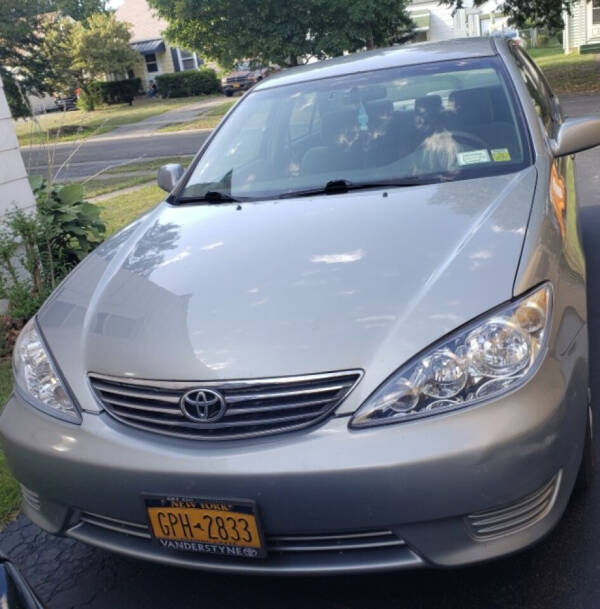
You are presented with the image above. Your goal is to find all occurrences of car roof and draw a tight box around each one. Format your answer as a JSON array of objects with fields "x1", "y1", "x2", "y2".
[{"x1": 255, "y1": 37, "x2": 498, "y2": 91}]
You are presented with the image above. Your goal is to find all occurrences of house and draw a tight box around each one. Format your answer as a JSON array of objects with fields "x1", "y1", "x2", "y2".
[
  {"x1": 407, "y1": 0, "x2": 510, "y2": 43},
  {"x1": 115, "y1": 0, "x2": 203, "y2": 91},
  {"x1": 563, "y1": 0, "x2": 600, "y2": 53},
  {"x1": 0, "y1": 77, "x2": 36, "y2": 215}
]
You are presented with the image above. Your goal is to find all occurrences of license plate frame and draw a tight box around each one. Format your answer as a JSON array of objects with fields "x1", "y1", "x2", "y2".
[{"x1": 143, "y1": 495, "x2": 267, "y2": 559}]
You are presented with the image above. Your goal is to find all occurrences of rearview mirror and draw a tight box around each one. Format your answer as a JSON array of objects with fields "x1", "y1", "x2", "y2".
[
  {"x1": 551, "y1": 116, "x2": 600, "y2": 157},
  {"x1": 157, "y1": 164, "x2": 184, "y2": 193}
]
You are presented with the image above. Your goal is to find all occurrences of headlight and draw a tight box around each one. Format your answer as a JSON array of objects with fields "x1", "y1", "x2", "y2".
[
  {"x1": 13, "y1": 318, "x2": 81, "y2": 423},
  {"x1": 350, "y1": 284, "x2": 552, "y2": 429}
]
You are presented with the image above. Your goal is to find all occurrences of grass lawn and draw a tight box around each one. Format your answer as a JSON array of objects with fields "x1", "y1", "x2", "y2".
[
  {"x1": 99, "y1": 184, "x2": 166, "y2": 236},
  {"x1": 531, "y1": 48, "x2": 600, "y2": 95},
  {"x1": 84, "y1": 175, "x2": 154, "y2": 198},
  {"x1": 0, "y1": 358, "x2": 19, "y2": 527},
  {"x1": 528, "y1": 47, "x2": 564, "y2": 59},
  {"x1": 104, "y1": 155, "x2": 194, "y2": 175},
  {"x1": 84, "y1": 156, "x2": 193, "y2": 198},
  {"x1": 158, "y1": 100, "x2": 237, "y2": 132},
  {"x1": 15, "y1": 95, "x2": 224, "y2": 147}
]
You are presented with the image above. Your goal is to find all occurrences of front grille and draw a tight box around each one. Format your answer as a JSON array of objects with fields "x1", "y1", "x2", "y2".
[
  {"x1": 89, "y1": 370, "x2": 362, "y2": 440},
  {"x1": 77, "y1": 513, "x2": 404, "y2": 555},
  {"x1": 226, "y1": 76, "x2": 246, "y2": 83},
  {"x1": 80, "y1": 512, "x2": 152, "y2": 539},
  {"x1": 20, "y1": 485, "x2": 41, "y2": 512},
  {"x1": 466, "y1": 473, "x2": 561, "y2": 540},
  {"x1": 268, "y1": 530, "x2": 406, "y2": 553}
]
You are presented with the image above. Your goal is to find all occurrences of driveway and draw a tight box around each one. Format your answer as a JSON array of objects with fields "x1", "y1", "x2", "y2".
[{"x1": 1, "y1": 94, "x2": 600, "y2": 609}]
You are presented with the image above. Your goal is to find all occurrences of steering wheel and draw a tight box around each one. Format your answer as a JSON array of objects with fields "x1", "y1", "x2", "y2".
[{"x1": 448, "y1": 131, "x2": 489, "y2": 150}]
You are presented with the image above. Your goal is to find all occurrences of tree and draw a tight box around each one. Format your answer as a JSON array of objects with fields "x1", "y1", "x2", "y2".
[
  {"x1": 441, "y1": 0, "x2": 570, "y2": 30},
  {"x1": 0, "y1": 0, "x2": 55, "y2": 118},
  {"x1": 146, "y1": 0, "x2": 413, "y2": 68},
  {"x1": 319, "y1": 0, "x2": 414, "y2": 57},
  {"x1": 45, "y1": 13, "x2": 140, "y2": 109},
  {"x1": 52, "y1": 0, "x2": 108, "y2": 21}
]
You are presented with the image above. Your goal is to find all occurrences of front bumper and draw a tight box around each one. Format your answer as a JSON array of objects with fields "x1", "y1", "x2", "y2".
[{"x1": 0, "y1": 339, "x2": 588, "y2": 575}]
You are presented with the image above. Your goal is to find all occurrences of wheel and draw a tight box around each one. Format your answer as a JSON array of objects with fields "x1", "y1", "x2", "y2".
[
  {"x1": 225, "y1": 89, "x2": 233, "y2": 97},
  {"x1": 575, "y1": 403, "x2": 594, "y2": 492}
]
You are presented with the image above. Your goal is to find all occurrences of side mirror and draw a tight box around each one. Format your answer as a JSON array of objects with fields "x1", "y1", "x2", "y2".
[
  {"x1": 157, "y1": 164, "x2": 184, "y2": 193},
  {"x1": 551, "y1": 116, "x2": 600, "y2": 157}
]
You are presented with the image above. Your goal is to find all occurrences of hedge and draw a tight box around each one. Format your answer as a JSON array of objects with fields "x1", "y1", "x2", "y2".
[
  {"x1": 89, "y1": 78, "x2": 141, "y2": 106},
  {"x1": 155, "y1": 69, "x2": 220, "y2": 98}
]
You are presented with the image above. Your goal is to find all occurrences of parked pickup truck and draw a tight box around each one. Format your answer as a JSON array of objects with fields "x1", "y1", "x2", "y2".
[{"x1": 221, "y1": 62, "x2": 277, "y2": 96}]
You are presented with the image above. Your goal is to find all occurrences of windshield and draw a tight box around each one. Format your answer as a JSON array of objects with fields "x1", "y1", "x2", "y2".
[{"x1": 178, "y1": 57, "x2": 531, "y2": 202}]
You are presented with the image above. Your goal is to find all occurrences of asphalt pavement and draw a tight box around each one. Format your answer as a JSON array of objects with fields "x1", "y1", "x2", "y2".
[
  {"x1": 1, "y1": 94, "x2": 600, "y2": 609},
  {"x1": 21, "y1": 130, "x2": 211, "y2": 181}
]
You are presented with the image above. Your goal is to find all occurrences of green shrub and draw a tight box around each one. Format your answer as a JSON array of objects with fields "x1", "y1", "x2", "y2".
[
  {"x1": 76, "y1": 91, "x2": 98, "y2": 111},
  {"x1": 89, "y1": 78, "x2": 142, "y2": 106},
  {"x1": 0, "y1": 178, "x2": 106, "y2": 322},
  {"x1": 536, "y1": 34, "x2": 550, "y2": 47},
  {"x1": 156, "y1": 69, "x2": 220, "y2": 98}
]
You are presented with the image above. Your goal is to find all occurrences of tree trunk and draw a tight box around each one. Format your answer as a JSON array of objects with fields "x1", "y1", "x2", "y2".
[{"x1": 367, "y1": 23, "x2": 375, "y2": 49}]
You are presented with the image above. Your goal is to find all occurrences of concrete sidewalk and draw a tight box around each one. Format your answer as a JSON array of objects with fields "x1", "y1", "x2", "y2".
[{"x1": 91, "y1": 97, "x2": 226, "y2": 141}]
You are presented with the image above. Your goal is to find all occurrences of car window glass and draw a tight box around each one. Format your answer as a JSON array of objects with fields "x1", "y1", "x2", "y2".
[
  {"x1": 288, "y1": 92, "x2": 320, "y2": 140},
  {"x1": 179, "y1": 57, "x2": 531, "y2": 202},
  {"x1": 515, "y1": 46, "x2": 562, "y2": 123},
  {"x1": 511, "y1": 46, "x2": 554, "y2": 134}
]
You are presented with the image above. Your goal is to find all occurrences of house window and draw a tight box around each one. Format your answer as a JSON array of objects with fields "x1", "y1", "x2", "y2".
[
  {"x1": 178, "y1": 49, "x2": 199, "y2": 71},
  {"x1": 145, "y1": 53, "x2": 158, "y2": 73},
  {"x1": 594, "y1": 0, "x2": 600, "y2": 25}
]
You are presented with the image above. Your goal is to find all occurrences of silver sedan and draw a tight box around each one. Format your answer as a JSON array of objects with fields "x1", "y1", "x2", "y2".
[{"x1": 2, "y1": 37, "x2": 600, "y2": 574}]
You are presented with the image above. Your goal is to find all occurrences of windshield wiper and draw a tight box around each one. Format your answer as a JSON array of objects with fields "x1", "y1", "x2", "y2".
[
  {"x1": 176, "y1": 190, "x2": 241, "y2": 204},
  {"x1": 276, "y1": 178, "x2": 433, "y2": 200}
]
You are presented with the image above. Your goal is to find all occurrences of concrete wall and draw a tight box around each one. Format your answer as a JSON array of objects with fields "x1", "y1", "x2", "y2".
[{"x1": 0, "y1": 78, "x2": 36, "y2": 215}]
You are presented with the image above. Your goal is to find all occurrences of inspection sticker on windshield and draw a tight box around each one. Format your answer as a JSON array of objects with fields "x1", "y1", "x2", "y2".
[
  {"x1": 491, "y1": 148, "x2": 511, "y2": 162},
  {"x1": 457, "y1": 149, "x2": 491, "y2": 166}
]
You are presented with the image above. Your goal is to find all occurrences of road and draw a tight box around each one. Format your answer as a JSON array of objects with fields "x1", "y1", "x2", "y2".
[
  {"x1": 20, "y1": 130, "x2": 211, "y2": 181},
  {"x1": 1, "y1": 95, "x2": 600, "y2": 609}
]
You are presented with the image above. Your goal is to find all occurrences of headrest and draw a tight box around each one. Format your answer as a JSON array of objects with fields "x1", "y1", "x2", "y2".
[
  {"x1": 448, "y1": 88, "x2": 494, "y2": 125},
  {"x1": 415, "y1": 95, "x2": 442, "y2": 116},
  {"x1": 366, "y1": 99, "x2": 393, "y2": 123}
]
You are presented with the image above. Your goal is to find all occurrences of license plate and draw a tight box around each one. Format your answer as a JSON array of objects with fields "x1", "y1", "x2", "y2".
[{"x1": 145, "y1": 496, "x2": 266, "y2": 559}]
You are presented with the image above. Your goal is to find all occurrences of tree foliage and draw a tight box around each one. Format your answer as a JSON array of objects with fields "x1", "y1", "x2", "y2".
[
  {"x1": 147, "y1": 0, "x2": 413, "y2": 68},
  {"x1": 44, "y1": 13, "x2": 140, "y2": 109},
  {"x1": 441, "y1": 0, "x2": 570, "y2": 30},
  {"x1": 0, "y1": 0, "x2": 55, "y2": 118},
  {"x1": 52, "y1": 0, "x2": 108, "y2": 21}
]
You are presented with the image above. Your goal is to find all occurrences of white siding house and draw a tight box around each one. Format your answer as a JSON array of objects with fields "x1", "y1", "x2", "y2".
[
  {"x1": 407, "y1": 0, "x2": 510, "y2": 42},
  {"x1": 115, "y1": 0, "x2": 202, "y2": 91},
  {"x1": 0, "y1": 78, "x2": 36, "y2": 216},
  {"x1": 564, "y1": 0, "x2": 600, "y2": 53}
]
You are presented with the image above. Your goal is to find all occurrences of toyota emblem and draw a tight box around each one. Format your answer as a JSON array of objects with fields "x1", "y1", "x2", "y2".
[{"x1": 181, "y1": 389, "x2": 227, "y2": 423}]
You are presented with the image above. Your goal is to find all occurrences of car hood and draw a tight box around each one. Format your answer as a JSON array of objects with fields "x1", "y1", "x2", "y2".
[{"x1": 39, "y1": 168, "x2": 537, "y2": 413}]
